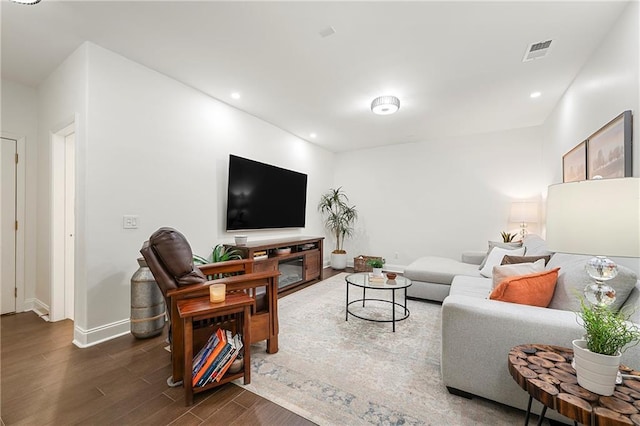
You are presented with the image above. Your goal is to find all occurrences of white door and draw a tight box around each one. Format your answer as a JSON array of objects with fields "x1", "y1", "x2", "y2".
[
  {"x1": 1, "y1": 137, "x2": 17, "y2": 314},
  {"x1": 51, "y1": 125, "x2": 75, "y2": 321}
]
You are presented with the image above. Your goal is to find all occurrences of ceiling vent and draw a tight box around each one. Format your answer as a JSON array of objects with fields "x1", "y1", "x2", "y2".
[
  {"x1": 319, "y1": 26, "x2": 336, "y2": 38},
  {"x1": 522, "y1": 39, "x2": 553, "y2": 62}
]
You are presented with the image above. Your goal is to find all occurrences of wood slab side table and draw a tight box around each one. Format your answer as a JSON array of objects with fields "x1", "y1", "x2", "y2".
[
  {"x1": 508, "y1": 344, "x2": 640, "y2": 426},
  {"x1": 177, "y1": 293, "x2": 253, "y2": 406}
]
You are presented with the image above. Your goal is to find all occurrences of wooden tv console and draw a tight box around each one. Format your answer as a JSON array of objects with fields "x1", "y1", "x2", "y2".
[{"x1": 225, "y1": 236, "x2": 324, "y2": 294}]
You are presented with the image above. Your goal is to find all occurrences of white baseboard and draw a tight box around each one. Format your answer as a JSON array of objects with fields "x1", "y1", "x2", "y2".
[
  {"x1": 24, "y1": 298, "x2": 50, "y2": 319},
  {"x1": 23, "y1": 300, "x2": 153, "y2": 348},
  {"x1": 72, "y1": 318, "x2": 131, "y2": 348}
]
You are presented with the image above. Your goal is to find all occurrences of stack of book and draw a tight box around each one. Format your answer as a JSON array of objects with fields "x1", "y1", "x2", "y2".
[
  {"x1": 192, "y1": 328, "x2": 243, "y2": 387},
  {"x1": 253, "y1": 251, "x2": 268, "y2": 260}
]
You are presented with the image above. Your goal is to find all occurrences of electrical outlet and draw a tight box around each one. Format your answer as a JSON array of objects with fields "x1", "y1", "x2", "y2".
[{"x1": 123, "y1": 215, "x2": 139, "y2": 229}]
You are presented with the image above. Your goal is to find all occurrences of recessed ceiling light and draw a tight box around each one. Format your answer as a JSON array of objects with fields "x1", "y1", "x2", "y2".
[
  {"x1": 530, "y1": 92, "x2": 541, "y2": 98},
  {"x1": 371, "y1": 96, "x2": 400, "y2": 115},
  {"x1": 309, "y1": 133, "x2": 317, "y2": 139},
  {"x1": 231, "y1": 92, "x2": 241, "y2": 100}
]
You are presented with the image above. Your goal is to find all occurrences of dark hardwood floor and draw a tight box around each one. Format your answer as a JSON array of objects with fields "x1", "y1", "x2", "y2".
[{"x1": 0, "y1": 268, "x2": 345, "y2": 425}]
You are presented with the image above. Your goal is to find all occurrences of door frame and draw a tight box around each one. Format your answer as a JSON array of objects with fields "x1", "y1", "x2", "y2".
[
  {"x1": 50, "y1": 122, "x2": 76, "y2": 322},
  {"x1": 1, "y1": 133, "x2": 26, "y2": 314}
]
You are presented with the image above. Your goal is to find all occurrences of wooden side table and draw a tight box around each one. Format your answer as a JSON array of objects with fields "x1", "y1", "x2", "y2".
[
  {"x1": 508, "y1": 344, "x2": 640, "y2": 426},
  {"x1": 177, "y1": 293, "x2": 253, "y2": 406}
]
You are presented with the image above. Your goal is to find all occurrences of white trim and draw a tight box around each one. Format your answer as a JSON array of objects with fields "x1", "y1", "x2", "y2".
[
  {"x1": 24, "y1": 297, "x2": 50, "y2": 318},
  {"x1": 0, "y1": 133, "x2": 26, "y2": 314},
  {"x1": 50, "y1": 120, "x2": 76, "y2": 322},
  {"x1": 72, "y1": 318, "x2": 131, "y2": 348}
]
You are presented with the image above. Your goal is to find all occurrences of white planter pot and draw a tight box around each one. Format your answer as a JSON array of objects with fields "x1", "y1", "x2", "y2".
[
  {"x1": 331, "y1": 252, "x2": 347, "y2": 270},
  {"x1": 372, "y1": 267, "x2": 383, "y2": 277},
  {"x1": 572, "y1": 339, "x2": 621, "y2": 396}
]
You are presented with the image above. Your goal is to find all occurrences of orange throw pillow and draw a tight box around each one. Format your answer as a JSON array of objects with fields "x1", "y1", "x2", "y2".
[{"x1": 489, "y1": 268, "x2": 560, "y2": 307}]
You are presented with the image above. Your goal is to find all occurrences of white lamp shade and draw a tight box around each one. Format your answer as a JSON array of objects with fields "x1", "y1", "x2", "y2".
[
  {"x1": 546, "y1": 178, "x2": 640, "y2": 257},
  {"x1": 509, "y1": 201, "x2": 538, "y2": 223}
]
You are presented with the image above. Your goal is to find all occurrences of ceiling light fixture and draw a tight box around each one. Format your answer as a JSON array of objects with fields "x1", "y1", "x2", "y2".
[
  {"x1": 231, "y1": 92, "x2": 241, "y2": 100},
  {"x1": 530, "y1": 91, "x2": 541, "y2": 98},
  {"x1": 309, "y1": 133, "x2": 317, "y2": 139},
  {"x1": 11, "y1": 0, "x2": 41, "y2": 4},
  {"x1": 371, "y1": 96, "x2": 400, "y2": 115}
]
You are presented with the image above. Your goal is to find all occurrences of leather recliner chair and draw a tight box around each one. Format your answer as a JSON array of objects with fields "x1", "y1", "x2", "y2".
[{"x1": 141, "y1": 227, "x2": 279, "y2": 386}]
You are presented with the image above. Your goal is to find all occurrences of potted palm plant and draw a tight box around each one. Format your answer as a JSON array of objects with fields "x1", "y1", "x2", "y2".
[
  {"x1": 318, "y1": 187, "x2": 358, "y2": 270},
  {"x1": 572, "y1": 300, "x2": 640, "y2": 395}
]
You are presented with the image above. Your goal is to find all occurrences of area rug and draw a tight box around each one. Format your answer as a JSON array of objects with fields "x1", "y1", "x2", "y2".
[{"x1": 239, "y1": 273, "x2": 525, "y2": 425}]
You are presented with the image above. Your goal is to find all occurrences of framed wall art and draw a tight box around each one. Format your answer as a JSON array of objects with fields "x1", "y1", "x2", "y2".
[
  {"x1": 587, "y1": 110, "x2": 632, "y2": 179},
  {"x1": 562, "y1": 140, "x2": 587, "y2": 182}
]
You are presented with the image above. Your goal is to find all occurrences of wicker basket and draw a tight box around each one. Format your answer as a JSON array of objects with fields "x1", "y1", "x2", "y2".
[{"x1": 353, "y1": 255, "x2": 383, "y2": 273}]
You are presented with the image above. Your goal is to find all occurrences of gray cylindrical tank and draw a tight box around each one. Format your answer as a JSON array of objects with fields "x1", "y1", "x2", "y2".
[{"x1": 131, "y1": 257, "x2": 165, "y2": 338}]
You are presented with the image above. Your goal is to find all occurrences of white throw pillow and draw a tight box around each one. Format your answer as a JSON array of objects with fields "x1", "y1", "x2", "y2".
[
  {"x1": 479, "y1": 246, "x2": 526, "y2": 278},
  {"x1": 491, "y1": 259, "x2": 546, "y2": 289}
]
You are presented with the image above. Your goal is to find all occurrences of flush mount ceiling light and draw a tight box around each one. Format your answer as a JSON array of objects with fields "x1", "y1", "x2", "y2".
[
  {"x1": 371, "y1": 96, "x2": 400, "y2": 115},
  {"x1": 530, "y1": 91, "x2": 541, "y2": 98},
  {"x1": 11, "y1": 0, "x2": 42, "y2": 4}
]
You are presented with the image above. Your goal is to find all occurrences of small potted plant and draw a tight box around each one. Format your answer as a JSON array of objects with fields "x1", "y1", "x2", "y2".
[
  {"x1": 572, "y1": 300, "x2": 640, "y2": 395},
  {"x1": 501, "y1": 231, "x2": 517, "y2": 243},
  {"x1": 366, "y1": 258, "x2": 385, "y2": 277}
]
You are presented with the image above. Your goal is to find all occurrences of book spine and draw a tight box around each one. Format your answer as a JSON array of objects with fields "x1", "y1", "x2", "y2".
[
  {"x1": 214, "y1": 334, "x2": 243, "y2": 382},
  {"x1": 193, "y1": 333, "x2": 220, "y2": 375},
  {"x1": 207, "y1": 331, "x2": 236, "y2": 384},
  {"x1": 198, "y1": 344, "x2": 233, "y2": 386},
  {"x1": 192, "y1": 328, "x2": 226, "y2": 386}
]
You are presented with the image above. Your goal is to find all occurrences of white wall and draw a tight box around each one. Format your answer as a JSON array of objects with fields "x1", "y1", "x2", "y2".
[
  {"x1": 0, "y1": 79, "x2": 38, "y2": 310},
  {"x1": 542, "y1": 0, "x2": 639, "y2": 185},
  {"x1": 10, "y1": 41, "x2": 334, "y2": 345},
  {"x1": 333, "y1": 1, "x2": 639, "y2": 273},
  {"x1": 37, "y1": 43, "x2": 90, "y2": 329},
  {"x1": 65, "y1": 43, "x2": 332, "y2": 344},
  {"x1": 334, "y1": 125, "x2": 545, "y2": 268},
  {"x1": 541, "y1": 1, "x2": 639, "y2": 274}
]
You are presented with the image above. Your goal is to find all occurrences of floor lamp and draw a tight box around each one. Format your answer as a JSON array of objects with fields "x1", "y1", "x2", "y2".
[{"x1": 546, "y1": 178, "x2": 640, "y2": 306}]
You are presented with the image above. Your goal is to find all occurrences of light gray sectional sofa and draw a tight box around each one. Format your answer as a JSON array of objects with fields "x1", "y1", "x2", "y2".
[
  {"x1": 405, "y1": 240, "x2": 526, "y2": 302},
  {"x1": 404, "y1": 252, "x2": 485, "y2": 301},
  {"x1": 439, "y1": 235, "x2": 640, "y2": 422}
]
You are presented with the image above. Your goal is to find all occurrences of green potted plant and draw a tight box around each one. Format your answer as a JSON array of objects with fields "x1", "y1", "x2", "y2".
[
  {"x1": 572, "y1": 300, "x2": 640, "y2": 395},
  {"x1": 366, "y1": 258, "x2": 385, "y2": 277},
  {"x1": 193, "y1": 244, "x2": 242, "y2": 279},
  {"x1": 318, "y1": 187, "x2": 358, "y2": 270},
  {"x1": 501, "y1": 231, "x2": 517, "y2": 243}
]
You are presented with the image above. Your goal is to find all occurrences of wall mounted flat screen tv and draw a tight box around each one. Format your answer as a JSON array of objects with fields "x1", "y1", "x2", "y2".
[{"x1": 226, "y1": 155, "x2": 308, "y2": 230}]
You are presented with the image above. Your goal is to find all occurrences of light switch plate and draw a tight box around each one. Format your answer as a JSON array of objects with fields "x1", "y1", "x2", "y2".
[{"x1": 123, "y1": 215, "x2": 139, "y2": 229}]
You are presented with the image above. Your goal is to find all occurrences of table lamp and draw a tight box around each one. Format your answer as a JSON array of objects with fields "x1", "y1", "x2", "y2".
[
  {"x1": 509, "y1": 201, "x2": 539, "y2": 240},
  {"x1": 546, "y1": 178, "x2": 640, "y2": 306}
]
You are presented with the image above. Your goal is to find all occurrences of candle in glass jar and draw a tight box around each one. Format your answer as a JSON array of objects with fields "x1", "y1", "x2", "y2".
[{"x1": 209, "y1": 284, "x2": 225, "y2": 303}]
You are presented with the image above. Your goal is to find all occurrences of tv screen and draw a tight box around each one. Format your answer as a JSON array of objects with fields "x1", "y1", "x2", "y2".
[{"x1": 226, "y1": 155, "x2": 308, "y2": 230}]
